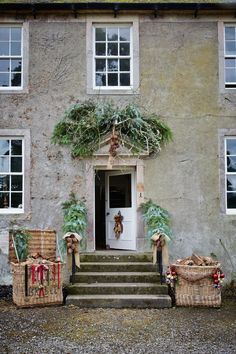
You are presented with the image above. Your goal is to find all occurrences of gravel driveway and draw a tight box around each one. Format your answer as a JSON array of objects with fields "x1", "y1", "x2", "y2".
[{"x1": 0, "y1": 299, "x2": 235, "y2": 354}]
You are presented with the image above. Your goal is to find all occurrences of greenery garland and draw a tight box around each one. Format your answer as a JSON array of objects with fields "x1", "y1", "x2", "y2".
[
  {"x1": 52, "y1": 101, "x2": 173, "y2": 158},
  {"x1": 140, "y1": 200, "x2": 172, "y2": 239}
]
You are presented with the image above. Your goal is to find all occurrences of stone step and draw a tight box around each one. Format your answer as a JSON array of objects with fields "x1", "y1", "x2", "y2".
[
  {"x1": 66, "y1": 282, "x2": 168, "y2": 295},
  {"x1": 79, "y1": 262, "x2": 156, "y2": 272},
  {"x1": 80, "y1": 253, "x2": 152, "y2": 263},
  {"x1": 66, "y1": 294, "x2": 172, "y2": 308},
  {"x1": 71, "y1": 272, "x2": 160, "y2": 284}
]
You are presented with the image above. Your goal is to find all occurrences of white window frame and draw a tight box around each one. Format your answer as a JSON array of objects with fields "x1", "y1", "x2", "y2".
[
  {"x1": 86, "y1": 15, "x2": 139, "y2": 95},
  {"x1": 93, "y1": 24, "x2": 133, "y2": 90},
  {"x1": 0, "y1": 22, "x2": 28, "y2": 94},
  {"x1": 224, "y1": 136, "x2": 236, "y2": 214},
  {"x1": 224, "y1": 24, "x2": 236, "y2": 89},
  {"x1": 218, "y1": 21, "x2": 236, "y2": 92},
  {"x1": 0, "y1": 129, "x2": 30, "y2": 215}
]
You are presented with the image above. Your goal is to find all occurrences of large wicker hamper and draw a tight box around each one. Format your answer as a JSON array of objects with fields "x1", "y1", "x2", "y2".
[
  {"x1": 173, "y1": 264, "x2": 222, "y2": 307},
  {"x1": 10, "y1": 229, "x2": 63, "y2": 307},
  {"x1": 11, "y1": 261, "x2": 63, "y2": 307}
]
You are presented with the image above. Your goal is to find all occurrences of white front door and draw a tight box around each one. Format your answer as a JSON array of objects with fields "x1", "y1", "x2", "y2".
[{"x1": 105, "y1": 170, "x2": 136, "y2": 250}]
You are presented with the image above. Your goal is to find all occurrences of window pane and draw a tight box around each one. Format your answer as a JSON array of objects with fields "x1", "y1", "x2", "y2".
[
  {"x1": 0, "y1": 157, "x2": 9, "y2": 172},
  {"x1": 227, "y1": 192, "x2": 236, "y2": 209},
  {"x1": 225, "y1": 58, "x2": 236, "y2": 69},
  {"x1": 0, "y1": 42, "x2": 9, "y2": 56},
  {"x1": 226, "y1": 139, "x2": 236, "y2": 155},
  {"x1": 225, "y1": 27, "x2": 235, "y2": 40},
  {"x1": 0, "y1": 175, "x2": 9, "y2": 191},
  {"x1": 120, "y1": 73, "x2": 130, "y2": 86},
  {"x1": 109, "y1": 174, "x2": 131, "y2": 208},
  {"x1": 227, "y1": 175, "x2": 236, "y2": 191},
  {"x1": 11, "y1": 175, "x2": 22, "y2": 191},
  {"x1": 96, "y1": 28, "x2": 106, "y2": 41},
  {"x1": 11, "y1": 157, "x2": 22, "y2": 172},
  {"x1": 0, "y1": 140, "x2": 9, "y2": 155},
  {"x1": 11, "y1": 140, "x2": 22, "y2": 155},
  {"x1": 11, "y1": 28, "x2": 21, "y2": 41},
  {"x1": 107, "y1": 43, "x2": 118, "y2": 56},
  {"x1": 11, "y1": 42, "x2": 21, "y2": 56},
  {"x1": 11, "y1": 192, "x2": 22, "y2": 208},
  {"x1": 107, "y1": 28, "x2": 118, "y2": 41},
  {"x1": 96, "y1": 73, "x2": 106, "y2": 86},
  {"x1": 11, "y1": 73, "x2": 21, "y2": 87},
  {"x1": 0, "y1": 59, "x2": 10, "y2": 72},
  {"x1": 108, "y1": 73, "x2": 118, "y2": 86},
  {"x1": 225, "y1": 68, "x2": 236, "y2": 83},
  {"x1": 120, "y1": 59, "x2": 130, "y2": 71},
  {"x1": 96, "y1": 43, "x2": 106, "y2": 56},
  {"x1": 225, "y1": 41, "x2": 236, "y2": 55},
  {"x1": 0, "y1": 28, "x2": 10, "y2": 41},
  {"x1": 0, "y1": 73, "x2": 9, "y2": 87},
  {"x1": 11, "y1": 59, "x2": 21, "y2": 72},
  {"x1": 119, "y1": 28, "x2": 130, "y2": 42},
  {"x1": 0, "y1": 193, "x2": 9, "y2": 208},
  {"x1": 120, "y1": 43, "x2": 130, "y2": 56},
  {"x1": 227, "y1": 156, "x2": 236, "y2": 172},
  {"x1": 108, "y1": 59, "x2": 118, "y2": 72},
  {"x1": 96, "y1": 59, "x2": 106, "y2": 72}
]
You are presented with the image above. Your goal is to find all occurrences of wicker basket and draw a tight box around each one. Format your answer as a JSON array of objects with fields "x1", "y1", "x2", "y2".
[
  {"x1": 173, "y1": 264, "x2": 222, "y2": 307},
  {"x1": 11, "y1": 262, "x2": 63, "y2": 308}
]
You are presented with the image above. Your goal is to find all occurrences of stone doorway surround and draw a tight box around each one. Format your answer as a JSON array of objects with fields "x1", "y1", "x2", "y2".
[{"x1": 83, "y1": 140, "x2": 148, "y2": 252}]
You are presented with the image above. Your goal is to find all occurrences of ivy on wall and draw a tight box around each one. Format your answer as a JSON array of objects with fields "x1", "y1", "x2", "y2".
[{"x1": 52, "y1": 101, "x2": 173, "y2": 158}]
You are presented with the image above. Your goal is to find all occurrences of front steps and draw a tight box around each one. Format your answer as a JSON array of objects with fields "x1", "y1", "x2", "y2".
[{"x1": 66, "y1": 252, "x2": 172, "y2": 308}]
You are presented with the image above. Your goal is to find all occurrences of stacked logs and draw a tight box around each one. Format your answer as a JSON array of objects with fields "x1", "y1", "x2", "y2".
[{"x1": 176, "y1": 254, "x2": 219, "y2": 266}]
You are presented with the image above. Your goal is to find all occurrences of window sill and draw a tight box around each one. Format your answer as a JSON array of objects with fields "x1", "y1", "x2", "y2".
[
  {"x1": 0, "y1": 209, "x2": 24, "y2": 215},
  {"x1": 0, "y1": 87, "x2": 28, "y2": 94},
  {"x1": 87, "y1": 87, "x2": 140, "y2": 95}
]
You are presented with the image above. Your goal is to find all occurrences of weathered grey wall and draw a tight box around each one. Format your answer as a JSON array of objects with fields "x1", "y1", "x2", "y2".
[{"x1": 0, "y1": 14, "x2": 236, "y2": 283}]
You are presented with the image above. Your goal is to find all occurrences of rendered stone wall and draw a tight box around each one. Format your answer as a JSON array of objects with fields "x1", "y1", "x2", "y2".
[{"x1": 0, "y1": 14, "x2": 236, "y2": 284}]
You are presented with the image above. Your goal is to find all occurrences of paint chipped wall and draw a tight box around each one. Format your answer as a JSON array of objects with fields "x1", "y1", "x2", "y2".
[{"x1": 0, "y1": 13, "x2": 236, "y2": 284}]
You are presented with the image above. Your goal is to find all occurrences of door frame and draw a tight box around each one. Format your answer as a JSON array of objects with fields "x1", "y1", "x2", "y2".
[{"x1": 84, "y1": 157, "x2": 145, "y2": 252}]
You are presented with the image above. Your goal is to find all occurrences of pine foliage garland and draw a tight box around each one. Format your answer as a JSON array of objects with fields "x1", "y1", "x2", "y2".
[{"x1": 52, "y1": 101, "x2": 173, "y2": 157}]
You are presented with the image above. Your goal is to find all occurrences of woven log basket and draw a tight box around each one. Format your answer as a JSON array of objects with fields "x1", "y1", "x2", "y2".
[{"x1": 173, "y1": 264, "x2": 221, "y2": 307}]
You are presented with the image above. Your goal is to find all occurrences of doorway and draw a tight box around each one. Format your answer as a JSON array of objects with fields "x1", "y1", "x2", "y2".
[{"x1": 95, "y1": 169, "x2": 136, "y2": 251}]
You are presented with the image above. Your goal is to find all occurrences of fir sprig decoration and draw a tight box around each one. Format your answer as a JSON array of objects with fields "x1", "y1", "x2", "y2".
[
  {"x1": 11, "y1": 229, "x2": 31, "y2": 261},
  {"x1": 140, "y1": 199, "x2": 172, "y2": 239},
  {"x1": 52, "y1": 101, "x2": 172, "y2": 158},
  {"x1": 62, "y1": 193, "x2": 87, "y2": 237}
]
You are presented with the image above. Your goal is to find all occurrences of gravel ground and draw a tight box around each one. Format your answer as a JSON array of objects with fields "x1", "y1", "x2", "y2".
[{"x1": 0, "y1": 297, "x2": 235, "y2": 354}]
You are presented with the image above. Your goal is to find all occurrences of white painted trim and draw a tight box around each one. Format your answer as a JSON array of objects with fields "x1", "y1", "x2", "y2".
[
  {"x1": 0, "y1": 22, "x2": 29, "y2": 94},
  {"x1": 218, "y1": 21, "x2": 236, "y2": 93},
  {"x1": 0, "y1": 129, "x2": 30, "y2": 216},
  {"x1": 86, "y1": 15, "x2": 139, "y2": 95}
]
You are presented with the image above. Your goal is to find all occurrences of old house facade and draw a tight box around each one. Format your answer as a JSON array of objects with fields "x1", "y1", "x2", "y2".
[{"x1": 0, "y1": 1, "x2": 236, "y2": 285}]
